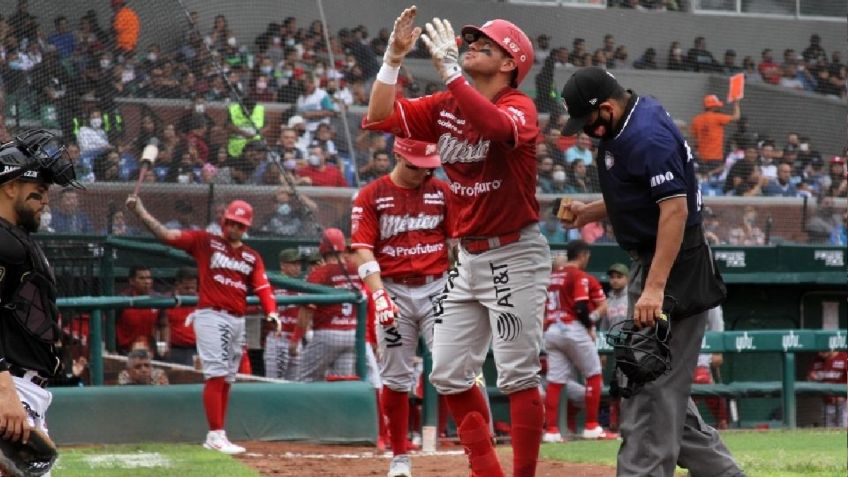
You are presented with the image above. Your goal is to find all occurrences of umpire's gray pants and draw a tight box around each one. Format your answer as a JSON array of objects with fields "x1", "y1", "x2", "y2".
[{"x1": 617, "y1": 257, "x2": 742, "y2": 477}]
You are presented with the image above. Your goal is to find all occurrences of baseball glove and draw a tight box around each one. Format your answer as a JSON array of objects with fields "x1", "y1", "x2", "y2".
[
  {"x1": 606, "y1": 316, "x2": 671, "y2": 398},
  {"x1": 0, "y1": 429, "x2": 58, "y2": 477}
]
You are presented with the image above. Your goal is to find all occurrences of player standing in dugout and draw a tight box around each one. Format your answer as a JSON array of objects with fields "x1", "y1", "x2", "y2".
[
  {"x1": 126, "y1": 195, "x2": 281, "y2": 455},
  {"x1": 558, "y1": 67, "x2": 744, "y2": 477},
  {"x1": 0, "y1": 130, "x2": 83, "y2": 477},
  {"x1": 350, "y1": 138, "x2": 452, "y2": 477},
  {"x1": 364, "y1": 6, "x2": 550, "y2": 477}
]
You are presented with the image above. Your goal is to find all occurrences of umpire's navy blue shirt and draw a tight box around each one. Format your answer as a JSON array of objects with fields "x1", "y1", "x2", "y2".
[{"x1": 597, "y1": 93, "x2": 702, "y2": 252}]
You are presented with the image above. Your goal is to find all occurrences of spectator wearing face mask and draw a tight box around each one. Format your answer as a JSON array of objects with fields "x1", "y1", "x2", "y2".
[
  {"x1": 76, "y1": 109, "x2": 112, "y2": 158},
  {"x1": 296, "y1": 145, "x2": 348, "y2": 187},
  {"x1": 259, "y1": 186, "x2": 319, "y2": 238}
]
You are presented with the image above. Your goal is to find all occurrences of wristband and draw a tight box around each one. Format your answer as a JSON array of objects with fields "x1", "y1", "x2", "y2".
[
  {"x1": 358, "y1": 260, "x2": 381, "y2": 279},
  {"x1": 376, "y1": 62, "x2": 400, "y2": 85}
]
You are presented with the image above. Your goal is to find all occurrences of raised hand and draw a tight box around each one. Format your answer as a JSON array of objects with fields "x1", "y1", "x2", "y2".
[
  {"x1": 420, "y1": 17, "x2": 462, "y2": 84},
  {"x1": 385, "y1": 6, "x2": 423, "y2": 66}
]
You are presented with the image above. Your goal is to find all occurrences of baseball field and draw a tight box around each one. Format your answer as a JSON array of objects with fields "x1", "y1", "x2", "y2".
[{"x1": 53, "y1": 428, "x2": 846, "y2": 476}]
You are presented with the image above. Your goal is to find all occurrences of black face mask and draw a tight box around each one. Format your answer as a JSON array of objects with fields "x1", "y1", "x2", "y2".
[{"x1": 583, "y1": 108, "x2": 615, "y2": 140}]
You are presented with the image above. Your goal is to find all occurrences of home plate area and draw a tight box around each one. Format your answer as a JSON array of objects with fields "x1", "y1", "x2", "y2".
[{"x1": 236, "y1": 442, "x2": 615, "y2": 476}]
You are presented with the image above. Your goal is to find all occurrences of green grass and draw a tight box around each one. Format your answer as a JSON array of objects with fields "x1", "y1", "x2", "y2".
[
  {"x1": 540, "y1": 429, "x2": 847, "y2": 477},
  {"x1": 54, "y1": 443, "x2": 260, "y2": 477}
]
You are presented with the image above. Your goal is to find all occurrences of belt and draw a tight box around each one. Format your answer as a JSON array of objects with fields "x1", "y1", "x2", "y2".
[
  {"x1": 206, "y1": 307, "x2": 244, "y2": 318},
  {"x1": 384, "y1": 273, "x2": 444, "y2": 287},
  {"x1": 9, "y1": 365, "x2": 49, "y2": 388},
  {"x1": 461, "y1": 231, "x2": 522, "y2": 255}
]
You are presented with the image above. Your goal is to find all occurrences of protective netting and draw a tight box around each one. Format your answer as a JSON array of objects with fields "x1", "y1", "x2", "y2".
[
  {"x1": 6, "y1": 2, "x2": 840, "y2": 437},
  {"x1": 0, "y1": 0, "x2": 839, "y2": 247}
]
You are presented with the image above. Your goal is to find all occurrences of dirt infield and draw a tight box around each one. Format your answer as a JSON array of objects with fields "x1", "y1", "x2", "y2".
[{"x1": 237, "y1": 441, "x2": 615, "y2": 476}]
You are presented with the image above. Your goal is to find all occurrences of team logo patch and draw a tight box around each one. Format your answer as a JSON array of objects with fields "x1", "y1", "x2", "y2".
[
  {"x1": 604, "y1": 151, "x2": 615, "y2": 170},
  {"x1": 496, "y1": 312, "x2": 522, "y2": 342}
]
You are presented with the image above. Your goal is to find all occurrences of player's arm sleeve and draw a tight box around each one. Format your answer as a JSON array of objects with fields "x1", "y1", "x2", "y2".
[
  {"x1": 446, "y1": 79, "x2": 537, "y2": 147},
  {"x1": 643, "y1": 135, "x2": 689, "y2": 203},
  {"x1": 164, "y1": 230, "x2": 201, "y2": 254},
  {"x1": 571, "y1": 275, "x2": 592, "y2": 328},
  {"x1": 250, "y1": 257, "x2": 277, "y2": 316},
  {"x1": 350, "y1": 191, "x2": 379, "y2": 251},
  {"x1": 361, "y1": 94, "x2": 441, "y2": 142}
]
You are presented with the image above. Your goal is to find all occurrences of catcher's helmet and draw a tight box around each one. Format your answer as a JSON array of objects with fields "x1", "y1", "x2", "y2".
[
  {"x1": 223, "y1": 200, "x2": 253, "y2": 227},
  {"x1": 461, "y1": 19, "x2": 534, "y2": 87},
  {"x1": 0, "y1": 129, "x2": 82, "y2": 189}
]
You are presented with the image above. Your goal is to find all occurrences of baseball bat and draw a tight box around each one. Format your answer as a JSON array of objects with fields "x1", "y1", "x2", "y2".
[{"x1": 133, "y1": 144, "x2": 159, "y2": 196}]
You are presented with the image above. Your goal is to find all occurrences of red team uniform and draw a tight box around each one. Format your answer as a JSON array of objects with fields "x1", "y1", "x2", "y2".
[
  {"x1": 351, "y1": 161, "x2": 452, "y2": 459},
  {"x1": 296, "y1": 260, "x2": 366, "y2": 381},
  {"x1": 808, "y1": 351, "x2": 848, "y2": 427},
  {"x1": 364, "y1": 20, "x2": 552, "y2": 477},
  {"x1": 264, "y1": 286, "x2": 301, "y2": 380}
]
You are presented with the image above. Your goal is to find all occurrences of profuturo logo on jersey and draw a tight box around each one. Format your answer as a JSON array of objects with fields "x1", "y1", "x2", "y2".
[
  {"x1": 210, "y1": 251, "x2": 253, "y2": 275},
  {"x1": 438, "y1": 133, "x2": 490, "y2": 164},
  {"x1": 450, "y1": 179, "x2": 502, "y2": 197},
  {"x1": 379, "y1": 213, "x2": 443, "y2": 239},
  {"x1": 381, "y1": 242, "x2": 445, "y2": 258}
]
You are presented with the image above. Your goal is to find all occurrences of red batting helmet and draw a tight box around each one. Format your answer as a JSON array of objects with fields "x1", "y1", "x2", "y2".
[
  {"x1": 319, "y1": 227, "x2": 347, "y2": 255},
  {"x1": 223, "y1": 200, "x2": 253, "y2": 227},
  {"x1": 461, "y1": 19, "x2": 534, "y2": 87}
]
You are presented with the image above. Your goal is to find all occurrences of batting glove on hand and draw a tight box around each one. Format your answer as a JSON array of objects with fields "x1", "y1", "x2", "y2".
[
  {"x1": 266, "y1": 312, "x2": 282, "y2": 334},
  {"x1": 385, "y1": 6, "x2": 422, "y2": 66},
  {"x1": 420, "y1": 18, "x2": 462, "y2": 84},
  {"x1": 372, "y1": 288, "x2": 399, "y2": 328}
]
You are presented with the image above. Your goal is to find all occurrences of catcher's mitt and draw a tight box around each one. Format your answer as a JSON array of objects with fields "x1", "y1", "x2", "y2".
[
  {"x1": 0, "y1": 429, "x2": 58, "y2": 477},
  {"x1": 606, "y1": 316, "x2": 672, "y2": 398}
]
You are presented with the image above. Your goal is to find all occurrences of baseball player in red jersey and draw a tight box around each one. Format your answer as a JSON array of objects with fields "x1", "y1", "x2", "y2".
[
  {"x1": 351, "y1": 138, "x2": 451, "y2": 477},
  {"x1": 292, "y1": 228, "x2": 366, "y2": 381},
  {"x1": 263, "y1": 249, "x2": 306, "y2": 380},
  {"x1": 807, "y1": 351, "x2": 848, "y2": 427},
  {"x1": 126, "y1": 195, "x2": 281, "y2": 454},
  {"x1": 543, "y1": 241, "x2": 616, "y2": 443},
  {"x1": 162, "y1": 267, "x2": 199, "y2": 367},
  {"x1": 364, "y1": 7, "x2": 550, "y2": 476}
]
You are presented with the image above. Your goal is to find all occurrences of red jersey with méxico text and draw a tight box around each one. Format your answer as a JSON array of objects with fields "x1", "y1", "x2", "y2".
[
  {"x1": 273, "y1": 286, "x2": 300, "y2": 333},
  {"x1": 167, "y1": 230, "x2": 271, "y2": 317},
  {"x1": 362, "y1": 89, "x2": 539, "y2": 238},
  {"x1": 306, "y1": 260, "x2": 366, "y2": 331},
  {"x1": 351, "y1": 174, "x2": 451, "y2": 277},
  {"x1": 546, "y1": 265, "x2": 597, "y2": 324},
  {"x1": 117, "y1": 289, "x2": 158, "y2": 350}
]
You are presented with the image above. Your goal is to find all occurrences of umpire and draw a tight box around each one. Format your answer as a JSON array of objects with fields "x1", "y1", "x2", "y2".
[
  {"x1": 0, "y1": 130, "x2": 81, "y2": 449},
  {"x1": 558, "y1": 68, "x2": 744, "y2": 477}
]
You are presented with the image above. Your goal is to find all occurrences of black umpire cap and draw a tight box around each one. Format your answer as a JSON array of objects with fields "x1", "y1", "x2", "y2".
[{"x1": 560, "y1": 67, "x2": 622, "y2": 136}]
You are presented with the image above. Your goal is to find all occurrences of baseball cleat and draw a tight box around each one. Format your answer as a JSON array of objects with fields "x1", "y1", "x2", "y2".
[
  {"x1": 388, "y1": 454, "x2": 412, "y2": 476},
  {"x1": 542, "y1": 432, "x2": 564, "y2": 443},
  {"x1": 203, "y1": 430, "x2": 246, "y2": 454},
  {"x1": 581, "y1": 425, "x2": 619, "y2": 440}
]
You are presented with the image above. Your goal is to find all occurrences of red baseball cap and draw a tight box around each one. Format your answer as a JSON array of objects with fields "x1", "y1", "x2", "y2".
[
  {"x1": 394, "y1": 138, "x2": 441, "y2": 168},
  {"x1": 319, "y1": 228, "x2": 347, "y2": 255},
  {"x1": 223, "y1": 200, "x2": 253, "y2": 227},
  {"x1": 461, "y1": 19, "x2": 534, "y2": 87},
  {"x1": 829, "y1": 155, "x2": 845, "y2": 164},
  {"x1": 703, "y1": 94, "x2": 724, "y2": 108}
]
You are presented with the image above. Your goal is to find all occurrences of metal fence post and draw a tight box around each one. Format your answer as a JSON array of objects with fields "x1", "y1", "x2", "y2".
[
  {"x1": 356, "y1": 298, "x2": 367, "y2": 380},
  {"x1": 782, "y1": 352, "x2": 797, "y2": 428},
  {"x1": 100, "y1": 240, "x2": 116, "y2": 352},
  {"x1": 90, "y1": 309, "x2": 103, "y2": 385}
]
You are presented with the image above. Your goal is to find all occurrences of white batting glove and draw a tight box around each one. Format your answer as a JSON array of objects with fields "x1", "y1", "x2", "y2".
[
  {"x1": 384, "y1": 6, "x2": 423, "y2": 66},
  {"x1": 266, "y1": 312, "x2": 282, "y2": 334},
  {"x1": 420, "y1": 18, "x2": 462, "y2": 84},
  {"x1": 372, "y1": 288, "x2": 399, "y2": 328}
]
